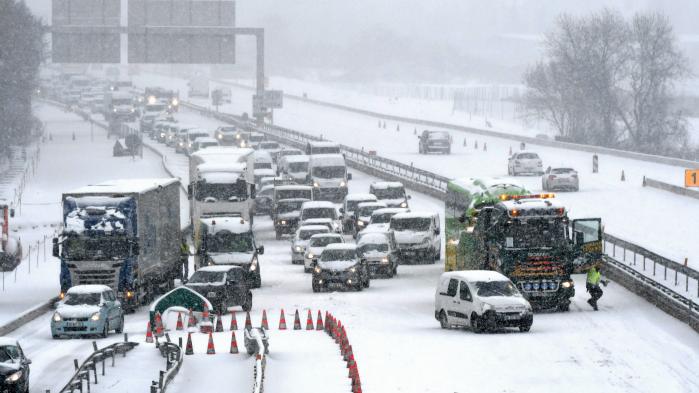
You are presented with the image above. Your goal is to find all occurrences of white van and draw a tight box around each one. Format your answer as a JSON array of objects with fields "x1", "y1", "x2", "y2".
[
  {"x1": 306, "y1": 141, "x2": 341, "y2": 155},
  {"x1": 279, "y1": 155, "x2": 310, "y2": 184},
  {"x1": 389, "y1": 211, "x2": 441, "y2": 263},
  {"x1": 434, "y1": 271, "x2": 533, "y2": 333},
  {"x1": 308, "y1": 154, "x2": 351, "y2": 203},
  {"x1": 299, "y1": 201, "x2": 341, "y2": 233}
]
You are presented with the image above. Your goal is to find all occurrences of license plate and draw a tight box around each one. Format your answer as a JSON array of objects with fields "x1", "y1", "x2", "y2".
[
  {"x1": 207, "y1": 292, "x2": 217, "y2": 298},
  {"x1": 403, "y1": 251, "x2": 415, "y2": 256},
  {"x1": 66, "y1": 322, "x2": 80, "y2": 327},
  {"x1": 504, "y1": 314, "x2": 520, "y2": 320}
]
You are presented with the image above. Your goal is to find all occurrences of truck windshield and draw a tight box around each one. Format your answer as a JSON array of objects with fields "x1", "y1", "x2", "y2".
[
  {"x1": 288, "y1": 162, "x2": 308, "y2": 172},
  {"x1": 278, "y1": 200, "x2": 305, "y2": 214},
  {"x1": 373, "y1": 187, "x2": 405, "y2": 199},
  {"x1": 64, "y1": 293, "x2": 102, "y2": 305},
  {"x1": 503, "y1": 219, "x2": 566, "y2": 248},
  {"x1": 63, "y1": 236, "x2": 131, "y2": 260},
  {"x1": 312, "y1": 166, "x2": 345, "y2": 179},
  {"x1": 207, "y1": 231, "x2": 254, "y2": 253},
  {"x1": 312, "y1": 147, "x2": 340, "y2": 154},
  {"x1": 276, "y1": 189, "x2": 311, "y2": 200},
  {"x1": 391, "y1": 217, "x2": 431, "y2": 232},
  {"x1": 475, "y1": 281, "x2": 519, "y2": 297},
  {"x1": 195, "y1": 182, "x2": 247, "y2": 202}
]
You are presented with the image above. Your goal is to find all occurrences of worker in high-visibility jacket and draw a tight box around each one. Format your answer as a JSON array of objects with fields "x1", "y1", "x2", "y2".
[
  {"x1": 180, "y1": 237, "x2": 190, "y2": 283},
  {"x1": 586, "y1": 264, "x2": 609, "y2": 311}
]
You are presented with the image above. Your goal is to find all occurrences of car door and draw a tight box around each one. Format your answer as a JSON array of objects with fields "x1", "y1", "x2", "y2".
[
  {"x1": 104, "y1": 291, "x2": 117, "y2": 325},
  {"x1": 443, "y1": 279, "x2": 467, "y2": 326}
]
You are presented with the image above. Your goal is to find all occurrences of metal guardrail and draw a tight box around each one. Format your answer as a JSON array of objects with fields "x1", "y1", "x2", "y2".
[
  {"x1": 150, "y1": 334, "x2": 184, "y2": 393},
  {"x1": 643, "y1": 177, "x2": 699, "y2": 201},
  {"x1": 57, "y1": 337, "x2": 138, "y2": 393},
  {"x1": 244, "y1": 328, "x2": 268, "y2": 393}
]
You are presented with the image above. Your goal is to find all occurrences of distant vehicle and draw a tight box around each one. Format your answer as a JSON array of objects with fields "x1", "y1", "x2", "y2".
[
  {"x1": 190, "y1": 137, "x2": 220, "y2": 154},
  {"x1": 275, "y1": 148, "x2": 303, "y2": 165},
  {"x1": 178, "y1": 129, "x2": 210, "y2": 155},
  {"x1": 258, "y1": 141, "x2": 283, "y2": 162},
  {"x1": 196, "y1": 216, "x2": 264, "y2": 288},
  {"x1": 291, "y1": 225, "x2": 331, "y2": 265},
  {"x1": 278, "y1": 155, "x2": 310, "y2": 184},
  {"x1": 254, "y1": 169, "x2": 276, "y2": 189},
  {"x1": 434, "y1": 271, "x2": 533, "y2": 333},
  {"x1": 390, "y1": 212, "x2": 441, "y2": 264},
  {"x1": 352, "y1": 201, "x2": 387, "y2": 238},
  {"x1": 253, "y1": 150, "x2": 274, "y2": 170},
  {"x1": 0, "y1": 337, "x2": 31, "y2": 393},
  {"x1": 356, "y1": 231, "x2": 399, "y2": 278},
  {"x1": 259, "y1": 176, "x2": 285, "y2": 190},
  {"x1": 51, "y1": 285, "x2": 124, "y2": 338},
  {"x1": 304, "y1": 233, "x2": 345, "y2": 273},
  {"x1": 358, "y1": 207, "x2": 409, "y2": 239},
  {"x1": 418, "y1": 130, "x2": 452, "y2": 155},
  {"x1": 369, "y1": 181, "x2": 410, "y2": 208},
  {"x1": 508, "y1": 152, "x2": 544, "y2": 176},
  {"x1": 311, "y1": 244, "x2": 370, "y2": 292},
  {"x1": 214, "y1": 126, "x2": 238, "y2": 146},
  {"x1": 308, "y1": 154, "x2": 352, "y2": 203},
  {"x1": 249, "y1": 132, "x2": 266, "y2": 149},
  {"x1": 144, "y1": 87, "x2": 179, "y2": 112},
  {"x1": 340, "y1": 193, "x2": 377, "y2": 234},
  {"x1": 254, "y1": 185, "x2": 275, "y2": 216},
  {"x1": 273, "y1": 185, "x2": 314, "y2": 208},
  {"x1": 273, "y1": 198, "x2": 309, "y2": 240},
  {"x1": 306, "y1": 141, "x2": 341, "y2": 155},
  {"x1": 186, "y1": 265, "x2": 252, "y2": 314},
  {"x1": 542, "y1": 167, "x2": 579, "y2": 191},
  {"x1": 211, "y1": 87, "x2": 232, "y2": 104},
  {"x1": 300, "y1": 201, "x2": 341, "y2": 233}
]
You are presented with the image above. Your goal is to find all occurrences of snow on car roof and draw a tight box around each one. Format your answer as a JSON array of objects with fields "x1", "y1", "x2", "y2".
[
  {"x1": 197, "y1": 162, "x2": 247, "y2": 174},
  {"x1": 276, "y1": 185, "x2": 313, "y2": 191},
  {"x1": 67, "y1": 284, "x2": 112, "y2": 294},
  {"x1": 304, "y1": 218, "x2": 332, "y2": 223},
  {"x1": 301, "y1": 201, "x2": 336, "y2": 209},
  {"x1": 194, "y1": 137, "x2": 218, "y2": 144},
  {"x1": 345, "y1": 193, "x2": 377, "y2": 202},
  {"x1": 199, "y1": 171, "x2": 243, "y2": 184},
  {"x1": 68, "y1": 178, "x2": 178, "y2": 194},
  {"x1": 310, "y1": 233, "x2": 343, "y2": 239},
  {"x1": 0, "y1": 337, "x2": 18, "y2": 347},
  {"x1": 200, "y1": 216, "x2": 251, "y2": 234},
  {"x1": 371, "y1": 181, "x2": 404, "y2": 189},
  {"x1": 392, "y1": 212, "x2": 436, "y2": 220},
  {"x1": 298, "y1": 225, "x2": 331, "y2": 233},
  {"x1": 282, "y1": 155, "x2": 309, "y2": 163},
  {"x1": 357, "y1": 201, "x2": 387, "y2": 209},
  {"x1": 442, "y1": 270, "x2": 509, "y2": 282},
  {"x1": 309, "y1": 154, "x2": 345, "y2": 166},
  {"x1": 357, "y1": 232, "x2": 390, "y2": 245},
  {"x1": 372, "y1": 208, "x2": 409, "y2": 216},
  {"x1": 198, "y1": 265, "x2": 243, "y2": 273},
  {"x1": 324, "y1": 243, "x2": 357, "y2": 251}
]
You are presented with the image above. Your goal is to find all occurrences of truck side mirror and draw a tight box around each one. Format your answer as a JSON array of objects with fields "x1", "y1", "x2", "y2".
[
  {"x1": 257, "y1": 246, "x2": 265, "y2": 255},
  {"x1": 9, "y1": 208, "x2": 14, "y2": 218},
  {"x1": 347, "y1": 173, "x2": 352, "y2": 181},
  {"x1": 187, "y1": 184, "x2": 193, "y2": 199},
  {"x1": 52, "y1": 237, "x2": 59, "y2": 258}
]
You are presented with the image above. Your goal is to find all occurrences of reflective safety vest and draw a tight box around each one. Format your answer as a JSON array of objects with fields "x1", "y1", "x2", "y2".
[
  {"x1": 180, "y1": 243, "x2": 189, "y2": 255},
  {"x1": 587, "y1": 267, "x2": 601, "y2": 286}
]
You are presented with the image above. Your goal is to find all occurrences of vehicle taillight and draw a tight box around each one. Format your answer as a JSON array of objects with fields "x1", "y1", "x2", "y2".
[{"x1": 549, "y1": 175, "x2": 556, "y2": 180}]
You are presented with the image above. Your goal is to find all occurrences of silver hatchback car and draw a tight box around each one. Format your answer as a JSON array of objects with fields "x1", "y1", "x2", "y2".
[{"x1": 542, "y1": 167, "x2": 579, "y2": 191}]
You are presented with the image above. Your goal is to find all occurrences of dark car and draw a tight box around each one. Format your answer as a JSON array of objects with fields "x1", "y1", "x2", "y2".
[
  {"x1": 273, "y1": 198, "x2": 309, "y2": 240},
  {"x1": 214, "y1": 126, "x2": 239, "y2": 146},
  {"x1": 0, "y1": 338, "x2": 31, "y2": 393},
  {"x1": 186, "y1": 266, "x2": 253, "y2": 314},
  {"x1": 311, "y1": 244, "x2": 370, "y2": 292}
]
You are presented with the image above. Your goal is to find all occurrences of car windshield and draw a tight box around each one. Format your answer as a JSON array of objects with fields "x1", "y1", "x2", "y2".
[
  {"x1": 195, "y1": 181, "x2": 247, "y2": 201},
  {"x1": 504, "y1": 219, "x2": 566, "y2": 248},
  {"x1": 278, "y1": 200, "x2": 304, "y2": 213},
  {"x1": 321, "y1": 249, "x2": 356, "y2": 261},
  {"x1": 288, "y1": 162, "x2": 308, "y2": 172},
  {"x1": 276, "y1": 189, "x2": 312, "y2": 200},
  {"x1": 302, "y1": 208, "x2": 335, "y2": 220},
  {"x1": 312, "y1": 166, "x2": 345, "y2": 179},
  {"x1": 371, "y1": 213, "x2": 394, "y2": 224},
  {"x1": 188, "y1": 271, "x2": 226, "y2": 284},
  {"x1": 206, "y1": 231, "x2": 254, "y2": 253},
  {"x1": 346, "y1": 199, "x2": 373, "y2": 212},
  {"x1": 310, "y1": 236, "x2": 342, "y2": 247},
  {"x1": 357, "y1": 205, "x2": 383, "y2": 217},
  {"x1": 373, "y1": 187, "x2": 405, "y2": 199},
  {"x1": 299, "y1": 229, "x2": 327, "y2": 240},
  {"x1": 64, "y1": 292, "x2": 101, "y2": 306},
  {"x1": 63, "y1": 236, "x2": 131, "y2": 260},
  {"x1": 391, "y1": 217, "x2": 431, "y2": 232},
  {"x1": 255, "y1": 162, "x2": 273, "y2": 170},
  {"x1": 475, "y1": 281, "x2": 520, "y2": 297},
  {"x1": 358, "y1": 242, "x2": 388, "y2": 254},
  {"x1": 0, "y1": 345, "x2": 20, "y2": 363},
  {"x1": 518, "y1": 153, "x2": 540, "y2": 160}
]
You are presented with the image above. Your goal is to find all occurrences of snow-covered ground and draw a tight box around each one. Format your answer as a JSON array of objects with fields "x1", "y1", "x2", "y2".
[{"x1": 9, "y1": 100, "x2": 698, "y2": 393}]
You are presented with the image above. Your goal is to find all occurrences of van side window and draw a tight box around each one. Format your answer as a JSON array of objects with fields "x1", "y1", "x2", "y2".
[
  {"x1": 446, "y1": 279, "x2": 458, "y2": 297},
  {"x1": 459, "y1": 282, "x2": 472, "y2": 302}
]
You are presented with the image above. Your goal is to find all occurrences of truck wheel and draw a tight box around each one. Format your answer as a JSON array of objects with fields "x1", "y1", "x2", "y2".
[
  {"x1": 439, "y1": 310, "x2": 449, "y2": 329},
  {"x1": 242, "y1": 293, "x2": 252, "y2": 312}
]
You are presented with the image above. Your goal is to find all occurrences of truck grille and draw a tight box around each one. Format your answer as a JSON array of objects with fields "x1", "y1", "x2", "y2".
[{"x1": 73, "y1": 269, "x2": 118, "y2": 287}]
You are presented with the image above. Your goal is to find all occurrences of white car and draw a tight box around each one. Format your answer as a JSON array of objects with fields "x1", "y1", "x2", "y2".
[
  {"x1": 358, "y1": 208, "x2": 409, "y2": 239},
  {"x1": 508, "y1": 152, "x2": 544, "y2": 176},
  {"x1": 542, "y1": 167, "x2": 579, "y2": 191},
  {"x1": 303, "y1": 233, "x2": 345, "y2": 273},
  {"x1": 434, "y1": 271, "x2": 533, "y2": 333},
  {"x1": 290, "y1": 225, "x2": 330, "y2": 264},
  {"x1": 299, "y1": 201, "x2": 342, "y2": 233}
]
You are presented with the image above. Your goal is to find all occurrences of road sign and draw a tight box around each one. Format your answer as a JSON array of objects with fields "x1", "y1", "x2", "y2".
[
  {"x1": 51, "y1": 0, "x2": 121, "y2": 63},
  {"x1": 263, "y1": 90, "x2": 283, "y2": 108},
  {"x1": 252, "y1": 95, "x2": 266, "y2": 117},
  {"x1": 128, "y1": 0, "x2": 236, "y2": 63},
  {"x1": 686, "y1": 169, "x2": 699, "y2": 187}
]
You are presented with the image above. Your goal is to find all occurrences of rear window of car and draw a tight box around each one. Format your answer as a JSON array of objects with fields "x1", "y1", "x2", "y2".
[
  {"x1": 551, "y1": 168, "x2": 575, "y2": 174},
  {"x1": 518, "y1": 153, "x2": 540, "y2": 159}
]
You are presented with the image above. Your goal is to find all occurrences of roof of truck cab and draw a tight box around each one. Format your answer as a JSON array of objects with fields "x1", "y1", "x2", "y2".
[
  {"x1": 441, "y1": 270, "x2": 509, "y2": 283},
  {"x1": 191, "y1": 147, "x2": 254, "y2": 160},
  {"x1": 68, "y1": 178, "x2": 178, "y2": 194},
  {"x1": 372, "y1": 208, "x2": 409, "y2": 216},
  {"x1": 499, "y1": 198, "x2": 564, "y2": 211},
  {"x1": 199, "y1": 172, "x2": 243, "y2": 183},
  {"x1": 345, "y1": 193, "x2": 377, "y2": 202},
  {"x1": 308, "y1": 141, "x2": 340, "y2": 148},
  {"x1": 309, "y1": 154, "x2": 345, "y2": 166},
  {"x1": 301, "y1": 201, "x2": 336, "y2": 209},
  {"x1": 197, "y1": 162, "x2": 247, "y2": 174},
  {"x1": 324, "y1": 243, "x2": 356, "y2": 251},
  {"x1": 199, "y1": 216, "x2": 251, "y2": 234}
]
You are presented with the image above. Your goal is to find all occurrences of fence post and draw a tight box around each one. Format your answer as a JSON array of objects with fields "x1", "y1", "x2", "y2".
[{"x1": 27, "y1": 247, "x2": 31, "y2": 274}]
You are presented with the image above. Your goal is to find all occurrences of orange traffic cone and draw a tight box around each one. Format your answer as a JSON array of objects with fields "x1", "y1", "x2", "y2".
[
  {"x1": 306, "y1": 310, "x2": 314, "y2": 330},
  {"x1": 202, "y1": 303, "x2": 210, "y2": 321},
  {"x1": 279, "y1": 309, "x2": 287, "y2": 330},
  {"x1": 344, "y1": 345, "x2": 353, "y2": 362},
  {"x1": 215, "y1": 313, "x2": 224, "y2": 332},
  {"x1": 230, "y1": 312, "x2": 238, "y2": 331},
  {"x1": 145, "y1": 322, "x2": 154, "y2": 343},
  {"x1": 154, "y1": 312, "x2": 164, "y2": 337},
  {"x1": 293, "y1": 309, "x2": 302, "y2": 330},
  {"x1": 316, "y1": 310, "x2": 323, "y2": 330},
  {"x1": 260, "y1": 310, "x2": 269, "y2": 329},
  {"x1": 229, "y1": 331, "x2": 239, "y2": 354},
  {"x1": 187, "y1": 308, "x2": 197, "y2": 328},
  {"x1": 244, "y1": 312, "x2": 252, "y2": 329},
  {"x1": 185, "y1": 332, "x2": 194, "y2": 355},
  {"x1": 175, "y1": 313, "x2": 184, "y2": 331},
  {"x1": 206, "y1": 332, "x2": 216, "y2": 355}
]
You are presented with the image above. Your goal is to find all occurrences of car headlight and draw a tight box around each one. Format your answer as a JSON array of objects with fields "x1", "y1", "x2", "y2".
[
  {"x1": 339, "y1": 181, "x2": 346, "y2": 187},
  {"x1": 218, "y1": 134, "x2": 223, "y2": 139},
  {"x1": 236, "y1": 134, "x2": 241, "y2": 139},
  {"x1": 400, "y1": 201, "x2": 408, "y2": 208},
  {"x1": 171, "y1": 98, "x2": 179, "y2": 106},
  {"x1": 5, "y1": 371, "x2": 22, "y2": 383},
  {"x1": 357, "y1": 221, "x2": 365, "y2": 227},
  {"x1": 314, "y1": 266, "x2": 321, "y2": 274},
  {"x1": 90, "y1": 312, "x2": 100, "y2": 321},
  {"x1": 294, "y1": 246, "x2": 303, "y2": 253},
  {"x1": 280, "y1": 220, "x2": 287, "y2": 225},
  {"x1": 561, "y1": 280, "x2": 573, "y2": 289},
  {"x1": 332, "y1": 222, "x2": 340, "y2": 230},
  {"x1": 306, "y1": 252, "x2": 315, "y2": 259},
  {"x1": 240, "y1": 141, "x2": 246, "y2": 147},
  {"x1": 160, "y1": 133, "x2": 165, "y2": 137},
  {"x1": 53, "y1": 312, "x2": 62, "y2": 322},
  {"x1": 250, "y1": 261, "x2": 258, "y2": 271},
  {"x1": 381, "y1": 257, "x2": 389, "y2": 264},
  {"x1": 313, "y1": 182, "x2": 320, "y2": 188},
  {"x1": 113, "y1": 108, "x2": 117, "y2": 113},
  {"x1": 349, "y1": 266, "x2": 357, "y2": 273}
]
